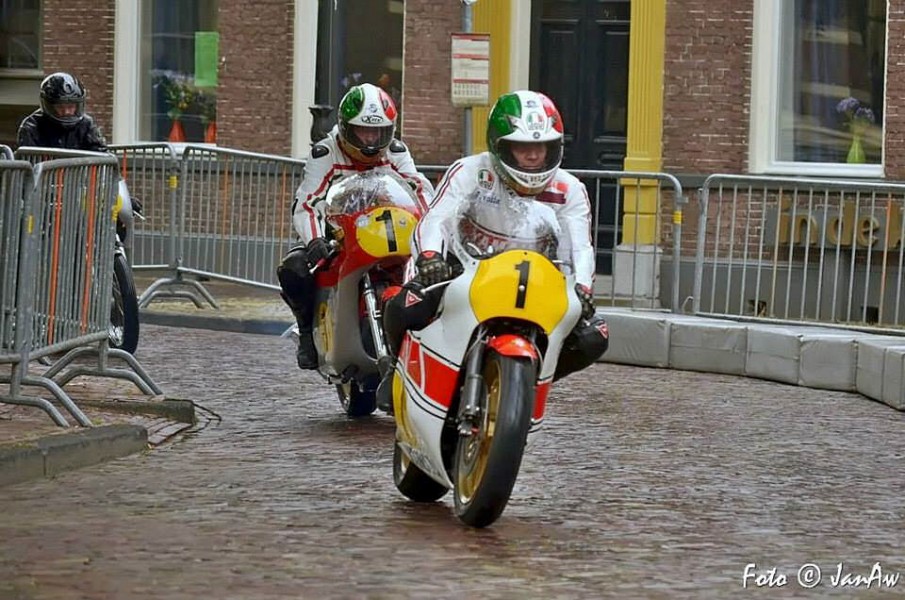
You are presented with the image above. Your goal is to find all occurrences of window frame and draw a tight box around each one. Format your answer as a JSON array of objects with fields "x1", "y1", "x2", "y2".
[
  {"x1": 113, "y1": 0, "x2": 314, "y2": 151},
  {"x1": 749, "y1": 0, "x2": 887, "y2": 178}
]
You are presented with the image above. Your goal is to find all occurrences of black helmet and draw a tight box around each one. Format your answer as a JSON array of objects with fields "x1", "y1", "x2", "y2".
[{"x1": 40, "y1": 72, "x2": 86, "y2": 127}]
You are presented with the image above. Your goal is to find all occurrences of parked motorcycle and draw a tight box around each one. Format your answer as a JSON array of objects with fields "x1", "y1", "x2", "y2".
[
  {"x1": 291, "y1": 171, "x2": 423, "y2": 417},
  {"x1": 10, "y1": 147, "x2": 142, "y2": 354},
  {"x1": 389, "y1": 190, "x2": 582, "y2": 527},
  {"x1": 110, "y1": 177, "x2": 141, "y2": 354}
]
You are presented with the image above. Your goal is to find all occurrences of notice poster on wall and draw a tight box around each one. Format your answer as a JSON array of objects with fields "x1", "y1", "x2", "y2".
[
  {"x1": 195, "y1": 31, "x2": 220, "y2": 88},
  {"x1": 451, "y1": 33, "x2": 490, "y2": 107}
]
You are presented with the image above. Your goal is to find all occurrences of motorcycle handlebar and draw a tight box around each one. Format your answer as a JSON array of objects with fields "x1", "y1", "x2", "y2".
[{"x1": 309, "y1": 239, "x2": 341, "y2": 275}]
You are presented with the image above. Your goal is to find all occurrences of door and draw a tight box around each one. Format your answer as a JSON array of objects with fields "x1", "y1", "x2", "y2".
[{"x1": 530, "y1": 0, "x2": 630, "y2": 275}]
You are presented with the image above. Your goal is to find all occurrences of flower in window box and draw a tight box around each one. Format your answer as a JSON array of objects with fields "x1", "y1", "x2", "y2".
[
  {"x1": 836, "y1": 96, "x2": 875, "y2": 164},
  {"x1": 195, "y1": 90, "x2": 217, "y2": 125},
  {"x1": 154, "y1": 72, "x2": 196, "y2": 121},
  {"x1": 836, "y1": 96, "x2": 875, "y2": 135}
]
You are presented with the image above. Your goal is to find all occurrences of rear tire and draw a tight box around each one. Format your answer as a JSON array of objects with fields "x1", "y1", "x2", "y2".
[
  {"x1": 110, "y1": 253, "x2": 139, "y2": 354},
  {"x1": 393, "y1": 442, "x2": 448, "y2": 502},
  {"x1": 336, "y1": 375, "x2": 377, "y2": 417},
  {"x1": 453, "y1": 351, "x2": 535, "y2": 528}
]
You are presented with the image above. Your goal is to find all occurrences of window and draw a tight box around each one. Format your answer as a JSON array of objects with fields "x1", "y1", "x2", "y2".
[
  {"x1": 139, "y1": 0, "x2": 218, "y2": 143},
  {"x1": 0, "y1": 0, "x2": 41, "y2": 70},
  {"x1": 315, "y1": 0, "x2": 404, "y2": 133},
  {"x1": 751, "y1": 0, "x2": 886, "y2": 176}
]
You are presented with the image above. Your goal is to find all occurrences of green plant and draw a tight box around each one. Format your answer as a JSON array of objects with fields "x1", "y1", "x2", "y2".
[
  {"x1": 195, "y1": 90, "x2": 217, "y2": 124},
  {"x1": 155, "y1": 72, "x2": 196, "y2": 120}
]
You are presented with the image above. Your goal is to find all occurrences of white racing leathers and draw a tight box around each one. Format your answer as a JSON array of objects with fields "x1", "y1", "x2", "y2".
[
  {"x1": 412, "y1": 152, "x2": 595, "y2": 288},
  {"x1": 291, "y1": 126, "x2": 435, "y2": 243}
]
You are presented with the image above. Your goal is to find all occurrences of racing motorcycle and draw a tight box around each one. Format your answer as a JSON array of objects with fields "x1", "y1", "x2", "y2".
[
  {"x1": 291, "y1": 171, "x2": 423, "y2": 417},
  {"x1": 389, "y1": 190, "x2": 582, "y2": 528}
]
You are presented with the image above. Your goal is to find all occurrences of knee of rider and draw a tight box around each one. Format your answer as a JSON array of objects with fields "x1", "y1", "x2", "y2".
[{"x1": 279, "y1": 245, "x2": 310, "y2": 278}]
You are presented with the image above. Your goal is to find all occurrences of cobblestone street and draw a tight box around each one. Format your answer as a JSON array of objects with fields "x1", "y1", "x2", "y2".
[{"x1": 1, "y1": 324, "x2": 904, "y2": 599}]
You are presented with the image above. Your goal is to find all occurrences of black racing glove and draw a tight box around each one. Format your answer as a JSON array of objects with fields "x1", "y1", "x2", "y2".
[
  {"x1": 576, "y1": 284, "x2": 595, "y2": 320},
  {"x1": 415, "y1": 251, "x2": 452, "y2": 286},
  {"x1": 307, "y1": 237, "x2": 335, "y2": 270}
]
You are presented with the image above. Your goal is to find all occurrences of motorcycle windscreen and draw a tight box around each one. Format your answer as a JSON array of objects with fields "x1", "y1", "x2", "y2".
[
  {"x1": 324, "y1": 171, "x2": 421, "y2": 217},
  {"x1": 324, "y1": 171, "x2": 421, "y2": 258},
  {"x1": 451, "y1": 189, "x2": 566, "y2": 264},
  {"x1": 452, "y1": 190, "x2": 571, "y2": 334}
]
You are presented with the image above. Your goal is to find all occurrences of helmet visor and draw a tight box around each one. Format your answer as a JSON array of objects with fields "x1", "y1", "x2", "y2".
[
  {"x1": 42, "y1": 98, "x2": 85, "y2": 126},
  {"x1": 342, "y1": 123, "x2": 394, "y2": 156},
  {"x1": 498, "y1": 139, "x2": 562, "y2": 174}
]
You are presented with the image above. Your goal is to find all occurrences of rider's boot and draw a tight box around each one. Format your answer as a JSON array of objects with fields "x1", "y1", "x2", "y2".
[
  {"x1": 284, "y1": 294, "x2": 318, "y2": 370},
  {"x1": 295, "y1": 322, "x2": 318, "y2": 370},
  {"x1": 375, "y1": 360, "x2": 395, "y2": 414}
]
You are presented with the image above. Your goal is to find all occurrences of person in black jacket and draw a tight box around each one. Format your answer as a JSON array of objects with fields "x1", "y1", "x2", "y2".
[{"x1": 17, "y1": 72, "x2": 107, "y2": 152}]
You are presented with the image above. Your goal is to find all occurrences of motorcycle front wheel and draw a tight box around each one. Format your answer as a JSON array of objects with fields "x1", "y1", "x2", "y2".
[
  {"x1": 110, "y1": 253, "x2": 140, "y2": 354},
  {"x1": 453, "y1": 350, "x2": 535, "y2": 528},
  {"x1": 393, "y1": 442, "x2": 448, "y2": 502}
]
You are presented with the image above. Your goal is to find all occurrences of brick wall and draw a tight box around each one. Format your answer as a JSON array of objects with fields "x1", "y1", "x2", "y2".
[
  {"x1": 217, "y1": 0, "x2": 294, "y2": 155},
  {"x1": 401, "y1": 1, "x2": 464, "y2": 166},
  {"x1": 662, "y1": 1, "x2": 753, "y2": 177},
  {"x1": 42, "y1": 0, "x2": 115, "y2": 141},
  {"x1": 884, "y1": 5, "x2": 905, "y2": 179}
]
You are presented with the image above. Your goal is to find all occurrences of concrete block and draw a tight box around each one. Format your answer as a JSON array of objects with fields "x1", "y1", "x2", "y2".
[
  {"x1": 856, "y1": 337, "x2": 905, "y2": 402},
  {"x1": 798, "y1": 330, "x2": 859, "y2": 391},
  {"x1": 669, "y1": 319, "x2": 748, "y2": 375},
  {"x1": 0, "y1": 444, "x2": 46, "y2": 488},
  {"x1": 598, "y1": 309, "x2": 671, "y2": 368},
  {"x1": 38, "y1": 425, "x2": 148, "y2": 478},
  {"x1": 881, "y1": 346, "x2": 905, "y2": 410},
  {"x1": 745, "y1": 325, "x2": 802, "y2": 385}
]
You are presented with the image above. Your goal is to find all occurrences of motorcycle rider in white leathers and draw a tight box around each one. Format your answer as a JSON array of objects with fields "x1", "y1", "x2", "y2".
[
  {"x1": 277, "y1": 82, "x2": 434, "y2": 369},
  {"x1": 377, "y1": 90, "x2": 609, "y2": 409}
]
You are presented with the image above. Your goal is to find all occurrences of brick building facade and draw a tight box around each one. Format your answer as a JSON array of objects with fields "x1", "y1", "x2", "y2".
[{"x1": 4, "y1": 1, "x2": 902, "y2": 180}]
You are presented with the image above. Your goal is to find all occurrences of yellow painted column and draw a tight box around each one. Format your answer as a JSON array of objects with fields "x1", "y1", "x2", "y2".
[
  {"x1": 621, "y1": 0, "x2": 667, "y2": 245},
  {"x1": 470, "y1": 0, "x2": 512, "y2": 153}
]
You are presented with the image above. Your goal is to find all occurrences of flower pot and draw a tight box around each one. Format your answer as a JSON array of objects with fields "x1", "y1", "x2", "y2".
[
  {"x1": 846, "y1": 134, "x2": 866, "y2": 164},
  {"x1": 204, "y1": 121, "x2": 217, "y2": 143},
  {"x1": 168, "y1": 119, "x2": 186, "y2": 143}
]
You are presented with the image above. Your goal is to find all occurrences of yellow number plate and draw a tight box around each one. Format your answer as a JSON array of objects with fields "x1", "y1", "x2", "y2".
[
  {"x1": 469, "y1": 251, "x2": 568, "y2": 334},
  {"x1": 355, "y1": 207, "x2": 416, "y2": 258}
]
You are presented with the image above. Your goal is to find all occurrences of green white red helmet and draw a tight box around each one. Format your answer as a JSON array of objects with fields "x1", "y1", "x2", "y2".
[
  {"x1": 486, "y1": 90, "x2": 564, "y2": 195},
  {"x1": 338, "y1": 83, "x2": 398, "y2": 165}
]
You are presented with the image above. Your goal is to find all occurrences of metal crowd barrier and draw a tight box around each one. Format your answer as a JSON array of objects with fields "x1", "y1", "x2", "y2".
[
  {"x1": 693, "y1": 174, "x2": 905, "y2": 331},
  {"x1": 0, "y1": 144, "x2": 13, "y2": 160},
  {"x1": 42, "y1": 144, "x2": 685, "y2": 313},
  {"x1": 0, "y1": 155, "x2": 161, "y2": 426},
  {"x1": 110, "y1": 143, "x2": 182, "y2": 273},
  {"x1": 125, "y1": 145, "x2": 306, "y2": 307},
  {"x1": 570, "y1": 169, "x2": 685, "y2": 311}
]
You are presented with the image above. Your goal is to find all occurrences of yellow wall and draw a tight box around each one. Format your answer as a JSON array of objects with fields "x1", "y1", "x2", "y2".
[{"x1": 470, "y1": 0, "x2": 512, "y2": 154}]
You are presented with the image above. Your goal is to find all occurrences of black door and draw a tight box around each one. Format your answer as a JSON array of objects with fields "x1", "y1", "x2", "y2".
[{"x1": 530, "y1": 0, "x2": 630, "y2": 275}]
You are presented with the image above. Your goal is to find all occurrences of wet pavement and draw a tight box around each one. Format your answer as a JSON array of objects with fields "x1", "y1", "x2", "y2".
[{"x1": 1, "y1": 324, "x2": 904, "y2": 599}]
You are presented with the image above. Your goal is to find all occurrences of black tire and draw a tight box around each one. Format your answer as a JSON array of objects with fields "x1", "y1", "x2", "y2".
[
  {"x1": 110, "y1": 253, "x2": 140, "y2": 354},
  {"x1": 393, "y1": 442, "x2": 448, "y2": 502},
  {"x1": 336, "y1": 376, "x2": 377, "y2": 418},
  {"x1": 453, "y1": 350, "x2": 535, "y2": 528}
]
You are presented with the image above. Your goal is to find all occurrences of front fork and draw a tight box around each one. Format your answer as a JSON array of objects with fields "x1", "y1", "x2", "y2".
[
  {"x1": 361, "y1": 273, "x2": 394, "y2": 378},
  {"x1": 457, "y1": 326, "x2": 488, "y2": 437}
]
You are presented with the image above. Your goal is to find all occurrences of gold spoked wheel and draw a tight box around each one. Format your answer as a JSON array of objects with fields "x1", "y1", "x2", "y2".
[{"x1": 453, "y1": 350, "x2": 535, "y2": 528}]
